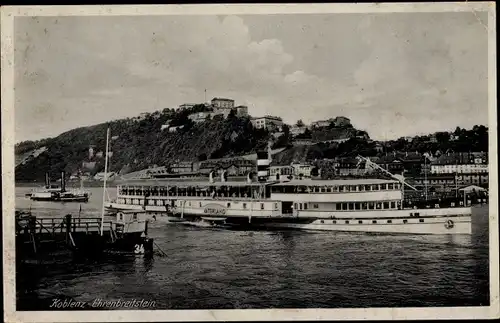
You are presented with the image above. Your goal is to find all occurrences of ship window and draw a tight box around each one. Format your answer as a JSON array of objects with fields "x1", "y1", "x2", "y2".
[
  {"x1": 387, "y1": 220, "x2": 392, "y2": 223},
  {"x1": 383, "y1": 202, "x2": 390, "y2": 209},
  {"x1": 372, "y1": 220, "x2": 377, "y2": 224},
  {"x1": 188, "y1": 202, "x2": 191, "y2": 207},
  {"x1": 419, "y1": 219, "x2": 424, "y2": 223},
  {"x1": 359, "y1": 185, "x2": 365, "y2": 191},
  {"x1": 348, "y1": 203, "x2": 354, "y2": 210},
  {"x1": 336, "y1": 204, "x2": 341, "y2": 211},
  {"x1": 119, "y1": 214, "x2": 123, "y2": 221},
  {"x1": 133, "y1": 213, "x2": 137, "y2": 221},
  {"x1": 414, "y1": 212, "x2": 420, "y2": 217},
  {"x1": 313, "y1": 204, "x2": 319, "y2": 209},
  {"x1": 358, "y1": 220, "x2": 363, "y2": 224},
  {"x1": 327, "y1": 187, "x2": 332, "y2": 192},
  {"x1": 332, "y1": 220, "x2": 337, "y2": 224},
  {"x1": 342, "y1": 203, "x2": 348, "y2": 211},
  {"x1": 320, "y1": 220, "x2": 324, "y2": 224},
  {"x1": 243, "y1": 203, "x2": 247, "y2": 209},
  {"x1": 390, "y1": 202, "x2": 396, "y2": 209},
  {"x1": 376, "y1": 203, "x2": 382, "y2": 210},
  {"x1": 354, "y1": 203, "x2": 361, "y2": 210},
  {"x1": 261, "y1": 203, "x2": 264, "y2": 210},
  {"x1": 403, "y1": 219, "x2": 408, "y2": 224},
  {"x1": 334, "y1": 186, "x2": 340, "y2": 192},
  {"x1": 200, "y1": 202, "x2": 202, "y2": 207},
  {"x1": 365, "y1": 185, "x2": 371, "y2": 191},
  {"x1": 345, "y1": 220, "x2": 350, "y2": 224},
  {"x1": 371, "y1": 184, "x2": 378, "y2": 191},
  {"x1": 275, "y1": 203, "x2": 278, "y2": 209},
  {"x1": 341, "y1": 186, "x2": 348, "y2": 192},
  {"x1": 227, "y1": 203, "x2": 231, "y2": 208},
  {"x1": 303, "y1": 203, "x2": 308, "y2": 210},
  {"x1": 362, "y1": 203, "x2": 368, "y2": 210},
  {"x1": 388, "y1": 183, "x2": 394, "y2": 189}
]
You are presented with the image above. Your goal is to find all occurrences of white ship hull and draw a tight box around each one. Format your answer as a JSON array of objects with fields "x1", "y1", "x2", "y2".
[
  {"x1": 251, "y1": 216, "x2": 471, "y2": 235},
  {"x1": 105, "y1": 201, "x2": 472, "y2": 235}
]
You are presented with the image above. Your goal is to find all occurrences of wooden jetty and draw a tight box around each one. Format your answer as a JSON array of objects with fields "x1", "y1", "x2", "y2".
[{"x1": 15, "y1": 211, "x2": 154, "y2": 264}]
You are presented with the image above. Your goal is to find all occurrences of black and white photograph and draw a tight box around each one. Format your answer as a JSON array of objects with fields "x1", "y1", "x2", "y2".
[{"x1": 1, "y1": 3, "x2": 498, "y2": 322}]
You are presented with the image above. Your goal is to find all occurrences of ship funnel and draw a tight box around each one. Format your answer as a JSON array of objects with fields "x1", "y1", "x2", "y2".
[
  {"x1": 61, "y1": 171, "x2": 66, "y2": 192},
  {"x1": 257, "y1": 150, "x2": 270, "y2": 182}
]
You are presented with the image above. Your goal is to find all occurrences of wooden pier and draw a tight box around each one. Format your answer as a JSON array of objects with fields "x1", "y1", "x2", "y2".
[{"x1": 15, "y1": 212, "x2": 154, "y2": 264}]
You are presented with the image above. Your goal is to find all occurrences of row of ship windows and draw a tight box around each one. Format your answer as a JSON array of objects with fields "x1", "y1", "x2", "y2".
[
  {"x1": 271, "y1": 183, "x2": 401, "y2": 194},
  {"x1": 117, "y1": 198, "x2": 274, "y2": 210},
  {"x1": 295, "y1": 201, "x2": 400, "y2": 211},
  {"x1": 319, "y1": 219, "x2": 426, "y2": 224}
]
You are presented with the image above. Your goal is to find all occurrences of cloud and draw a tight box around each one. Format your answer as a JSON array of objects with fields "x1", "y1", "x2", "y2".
[{"x1": 14, "y1": 12, "x2": 489, "y2": 142}]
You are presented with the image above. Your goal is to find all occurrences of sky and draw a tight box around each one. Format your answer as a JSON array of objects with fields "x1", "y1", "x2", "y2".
[{"x1": 14, "y1": 11, "x2": 489, "y2": 143}]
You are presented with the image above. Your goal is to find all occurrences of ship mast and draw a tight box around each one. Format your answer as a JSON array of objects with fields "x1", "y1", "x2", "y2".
[
  {"x1": 424, "y1": 156, "x2": 428, "y2": 201},
  {"x1": 356, "y1": 155, "x2": 418, "y2": 191},
  {"x1": 100, "y1": 126, "x2": 110, "y2": 236}
]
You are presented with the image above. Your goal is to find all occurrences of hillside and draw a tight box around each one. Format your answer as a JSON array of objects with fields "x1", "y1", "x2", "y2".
[
  {"x1": 15, "y1": 107, "x2": 273, "y2": 182},
  {"x1": 15, "y1": 102, "x2": 488, "y2": 183}
]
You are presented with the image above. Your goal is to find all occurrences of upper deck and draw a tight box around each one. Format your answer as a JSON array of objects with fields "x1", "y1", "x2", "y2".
[
  {"x1": 116, "y1": 177, "x2": 403, "y2": 203},
  {"x1": 268, "y1": 178, "x2": 403, "y2": 203}
]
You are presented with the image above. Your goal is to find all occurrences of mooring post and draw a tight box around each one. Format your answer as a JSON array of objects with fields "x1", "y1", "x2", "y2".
[
  {"x1": 28, "y1": 215, "x2": 37, "y2": 254},
  {"x1": 65, "y1": 214, "x2": 72, "y2": 245}
]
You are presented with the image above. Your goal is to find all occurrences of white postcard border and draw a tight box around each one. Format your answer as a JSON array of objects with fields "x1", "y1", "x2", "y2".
[{"x1": 2, "y1": 3, "x2": 498, "y2": 322}]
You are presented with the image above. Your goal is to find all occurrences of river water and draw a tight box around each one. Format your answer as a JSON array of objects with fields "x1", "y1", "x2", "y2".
[{"x1": 15, "y1": 186, "x2": 490, "y2": 310}]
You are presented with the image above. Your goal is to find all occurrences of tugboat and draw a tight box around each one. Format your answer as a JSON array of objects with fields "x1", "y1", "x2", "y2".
[{"x1": 29, "y1": 172, "x2": 90, "y2": 202}]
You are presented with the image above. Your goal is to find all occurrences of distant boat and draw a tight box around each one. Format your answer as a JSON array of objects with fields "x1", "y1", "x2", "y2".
[{"x1": 27, "y1": 172, "x2": 90, "y2": 202}]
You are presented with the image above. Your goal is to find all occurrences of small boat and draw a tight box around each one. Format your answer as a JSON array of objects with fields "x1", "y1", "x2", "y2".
[{"x1": 28, "y1": 172, "x2": 90, "y2": 202}]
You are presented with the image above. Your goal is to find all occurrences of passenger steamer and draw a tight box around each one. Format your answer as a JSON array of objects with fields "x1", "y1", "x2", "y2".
[{"x1": 105, "y1": 152, "x2": 473, "y2": 235}]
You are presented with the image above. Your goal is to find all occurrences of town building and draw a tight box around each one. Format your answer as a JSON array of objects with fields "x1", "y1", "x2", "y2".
[
  {"x1": 291, "y1": 163, "x2": 314, "y2": 178},
  {"x1": 188, "y1": 111, "x2": 222, "y2": 123},
  {"x1": 311, "y1": 116, "x2": 351, "y2": 129},
  {"x1": 251, "y1": 115, "x2": 284, "y2": 131},
  {"x1": 199, "y1": 158, "x2": 255, "y2": 176},
  {"x1": 211, "y1": 97, "x2": 235, "y2": 109},
  {"x1": 334, "y1": 157, "x2": 372, "y2": 177},
  {"x1": 430, "y1": 152, "x2": 488, "y2": 174},
  {"x1": 332, "y1": 116, "x2": 351, "y2": 127},
  {"x1": 179, "y1": 103, "x2": 196, "y2": 110},
  {"x1": 311, "y1": 119, "x2": 332, "y2": 128},
  {"x1": 269, "y1": 165, "x2": 294, "y2": 179},
  {"x1": 168, "y1": 161, "x2": 199, "y2": 174},
  {"x1": 290, "y1": 125, "x2": 307, "y2": 137},
  {"x1": 235, "y1": 105, "x2": 249, "y2": 117}
]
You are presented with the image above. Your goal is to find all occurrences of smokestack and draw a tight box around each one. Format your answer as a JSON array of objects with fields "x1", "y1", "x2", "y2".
[
  {"x1": 257, "y1": 151, "x2": 270, "y2": 182},
  {"x1": 61, "y1": 171, "x2": 66, "y2": 192}
]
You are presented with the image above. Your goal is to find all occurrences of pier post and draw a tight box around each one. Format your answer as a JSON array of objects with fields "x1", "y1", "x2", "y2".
[
  {"x1": 28, "y1": 215, "x2": 37, "y2": 254},
  {"x1": 65, "y1": 214, "x2": 72, "y2": 246}
]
